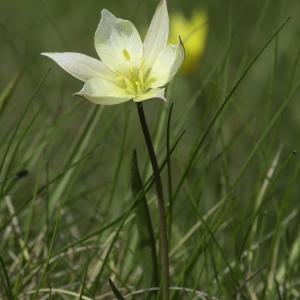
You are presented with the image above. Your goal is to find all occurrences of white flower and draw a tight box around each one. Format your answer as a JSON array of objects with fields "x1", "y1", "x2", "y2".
[{"x1": 42, "y1": 0, "x2": 184, "y2": 105}]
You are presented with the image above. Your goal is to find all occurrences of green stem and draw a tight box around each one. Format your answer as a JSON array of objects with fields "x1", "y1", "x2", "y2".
[{"x1": 136, "y1": 102, "x2": 170, "y2": 300}]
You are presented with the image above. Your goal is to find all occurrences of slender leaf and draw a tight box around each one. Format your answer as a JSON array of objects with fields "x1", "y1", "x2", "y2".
[
  {"x1": 131, "y1": 150, "x2": 159, "y2": 287},
  {"x1": 109, "y1": 279, "x2": 125, "y2": 300}
]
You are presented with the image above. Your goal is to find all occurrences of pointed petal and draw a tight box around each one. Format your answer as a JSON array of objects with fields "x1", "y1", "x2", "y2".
[
  {"x1": 75, "y1": 77, "x2": 131, "y2": 105},
  {"x1": 41, "y1": 52, "x2": 115, "y2": 82},
  {"x1": 144, "y1": 0, "x2": 169, "y2": 65},
  {"x1": 94, "y1": 10, "x2": 143, "y2": 74},
  {"x1": 149, "y1": 40, "x2": 184, "y2": 88},
  {"x1": 134, "y1": 88, "x2": 166, "y2": 102}
]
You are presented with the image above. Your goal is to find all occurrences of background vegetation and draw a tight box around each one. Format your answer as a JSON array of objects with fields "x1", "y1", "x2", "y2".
[{"x1": 0, "y1": 0, "x2": 300, "y2": 299}]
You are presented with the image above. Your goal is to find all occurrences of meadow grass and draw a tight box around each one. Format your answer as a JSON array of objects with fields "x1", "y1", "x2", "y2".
[{"x1": 0, "y1": 0, "x2": 300, "y2": 299}]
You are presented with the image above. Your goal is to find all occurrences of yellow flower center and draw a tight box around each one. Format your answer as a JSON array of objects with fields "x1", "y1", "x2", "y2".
[{"x1": 116, "y1": 50, "x2": 153, "y2": 97}]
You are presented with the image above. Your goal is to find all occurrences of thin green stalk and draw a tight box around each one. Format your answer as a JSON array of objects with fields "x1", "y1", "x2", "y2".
[
  {"x1": 166, "y1": 104, "x2": 174, "y2": 240},
  {"x1": 136, "y1": 102, "x2": 169, "y2": 300}
]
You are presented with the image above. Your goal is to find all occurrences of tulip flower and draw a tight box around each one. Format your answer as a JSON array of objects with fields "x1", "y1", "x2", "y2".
[
  {"x1": 169, "y1": 9, "x2": 208, "y2": 74},
  {"x1": 42, "y1": 0, "x2": 184, "y2": 105},
  {"x1": 42, "y1": 2, "x2": 182, "y2": 299}
]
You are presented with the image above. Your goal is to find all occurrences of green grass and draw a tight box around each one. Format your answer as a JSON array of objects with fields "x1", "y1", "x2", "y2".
[{"x1": 0, "y1": 0, "x2": 300, "y2": 299}]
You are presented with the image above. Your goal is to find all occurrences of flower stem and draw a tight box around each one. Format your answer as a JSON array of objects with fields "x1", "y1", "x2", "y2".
[{"x1": 136, "y1": 102, "x2": 170, "y2": 300}]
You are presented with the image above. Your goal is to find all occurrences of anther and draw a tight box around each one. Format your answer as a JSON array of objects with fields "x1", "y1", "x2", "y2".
[{"x1": 122, "y1": 49, "x2": 131, "y2": 61}]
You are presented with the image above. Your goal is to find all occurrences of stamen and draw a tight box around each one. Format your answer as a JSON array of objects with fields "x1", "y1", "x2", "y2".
[
  {"x1": 124, "y1": 77, "x2": 136, "y2": 94},
  {"x1": 139, "y1": 68, "x2": 144, "y2": 87},
  {"x1": 118, "y1": 59, "x2": 150, "y2": 96},
  {"x1": 135, "y1": 81, "x2": 143, "y2": 95}
]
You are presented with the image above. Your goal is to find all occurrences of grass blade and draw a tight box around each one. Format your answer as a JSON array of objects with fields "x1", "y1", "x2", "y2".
[
  {"x1": 48, "y1": 105, "x2": 104, "y2": 214},
  {"x1": 131, "y1": 150, "x2": 159, "y2": 287},
  {"x1": 0, "y1": 71, "x2": 21, "y2": 115},
  {"x1": 0, "y1": 255, "x2": 14, "y2": 300},
  {"x1": 172, "y1": 17, "x2": 291, "y2": 203},
  {"x1": 0, "y1": 69, "x2": 50, "y2": 186},
  {"x1": 109, "y1": 279, "x2": 125, "y2": 300}
]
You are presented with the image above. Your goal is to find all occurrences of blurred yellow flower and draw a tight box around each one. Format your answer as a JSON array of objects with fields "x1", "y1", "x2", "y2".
[{"x1": 169, "y1": 9, "x2": 208, "y2": 74}]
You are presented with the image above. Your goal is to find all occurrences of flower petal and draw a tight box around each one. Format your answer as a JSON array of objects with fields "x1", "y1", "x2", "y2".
[
  {"x1": 94, "y1": 10, "x2": 143, "y2": 74},
  {"x1": 75, "y1": 77, "x2": 131, "y2": 105},
  {"x1": 41, "y1": 52, "x2": 114, "y2": 82},
  {"x1": 144, "y1": 0, "x2": 169, "y2": 65},
  {"x1": 149, "y1": 40, "x2": 184, "y2": 88},
  {"x1": 134, "y1": 88, "x2": 166, "y2": 102}
]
